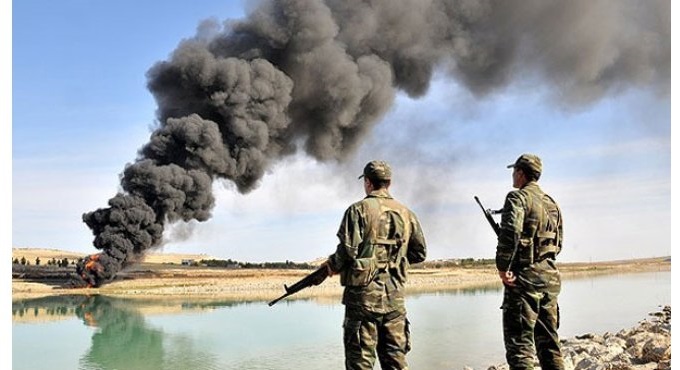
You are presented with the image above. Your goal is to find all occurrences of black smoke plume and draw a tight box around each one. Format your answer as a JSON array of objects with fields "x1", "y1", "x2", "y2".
[{"x1": 76, "y1": 0, "x2": 669, "y2": 287}]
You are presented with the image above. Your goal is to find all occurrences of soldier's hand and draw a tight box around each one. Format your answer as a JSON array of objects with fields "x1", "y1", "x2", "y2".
[
  {"x1": 322, "y1": 260, "x2": 336, "y2": 277},
  {"x1": 498, "y1": 270, "x2": 516, "y2": 287}
]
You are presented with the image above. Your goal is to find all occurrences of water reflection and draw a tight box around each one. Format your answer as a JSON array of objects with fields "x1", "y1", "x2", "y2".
[
  {"x1": 14, "y1": 295, "x2": 227, "y2": 370},
  {"x1": 77, "y1": 296, "x2": 167, "y2": 370},
  {"x1": 12, "y1": 271, "x2": 670, "y2": 370},
  {"x1": 9, "y1": 285, "x2": 512, "y2": 370},
  {"x1": 13, "y1": 295, "x2": 85, "y2": 321},
  {"x1": 408, "y1": 283, "x2": 502, "y2": 298}
]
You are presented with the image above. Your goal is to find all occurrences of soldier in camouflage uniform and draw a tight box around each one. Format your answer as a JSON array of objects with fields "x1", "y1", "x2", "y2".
[
  {"x1": 323, "y1": 160, "x2": 427, "y2": 370},
  {"x1": 497, "y1": 154, "x2": 564, "y2": 370}
]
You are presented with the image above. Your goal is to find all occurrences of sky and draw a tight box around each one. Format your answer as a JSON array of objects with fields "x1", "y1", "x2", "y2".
[{"x1": 9, "y1": 0, "x2": 673, "y2": 269}]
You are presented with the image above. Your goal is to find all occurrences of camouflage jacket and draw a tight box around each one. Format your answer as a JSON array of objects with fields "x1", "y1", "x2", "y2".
[
  {"x1": 496, "y1": 182, "x2": 563, "y2": 273},
  {"x1": 328, "y1": 189, "x2": 427, "y2": 313}
]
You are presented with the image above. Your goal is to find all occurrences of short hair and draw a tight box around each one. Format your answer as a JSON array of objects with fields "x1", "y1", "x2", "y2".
[
  {"x1": 368, "y1": 177, "x2": 391, "y2": 190},
  {"x1": 519, "y1": 166, "x2": 541, "y2": 182}
]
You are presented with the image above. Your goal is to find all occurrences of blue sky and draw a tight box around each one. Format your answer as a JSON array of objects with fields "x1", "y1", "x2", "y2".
[{"x1": 10, "y1": 0, "x2": 672, "y2": 266}]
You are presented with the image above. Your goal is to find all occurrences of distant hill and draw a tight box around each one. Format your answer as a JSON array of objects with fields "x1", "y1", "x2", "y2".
[{"x1": 11, "y1": 247, "x2": 217, "y2": 265}]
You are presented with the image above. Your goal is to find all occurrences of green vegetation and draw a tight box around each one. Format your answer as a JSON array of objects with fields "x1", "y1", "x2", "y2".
[
  {"x1": 12, "y1": 253, "x2": 496, "y2": 270},
  {"x1": 199, "y1": 258, "x2": 316, "y2": 270},
  {"x1": 12, "y1": 256, "x2": 72, "y2": 268},
  {"x1": 459, "y1": 258, "x2": 495, "y2": 267},
  {"x1": 414, "y1": 258, "x2": 496, "y2": 269},
  {"x1": 196, "y1": 257, "x2": 495, "y2": 270}
]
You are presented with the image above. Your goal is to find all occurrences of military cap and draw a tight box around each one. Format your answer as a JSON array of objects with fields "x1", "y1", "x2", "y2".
[
  {"x1": 507, "y1": 153, "x2": 542, "y2": 177},
  {"x1": 358, "y1": 160, "x2": 392, "y2": 181}
]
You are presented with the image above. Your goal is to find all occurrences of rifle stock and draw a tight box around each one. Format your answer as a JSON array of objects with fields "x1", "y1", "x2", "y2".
[{"x1": 268, "y1": 265, "x2": 329, "y2": 306}]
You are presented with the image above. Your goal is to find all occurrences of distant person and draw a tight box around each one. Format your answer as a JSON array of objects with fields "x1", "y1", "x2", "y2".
[
  {"x1": 496, "y1": 154, "x2": 565, "y2": 369},
  {"x1": 322, "y1": 160, "x2": 427, "y2": 370}
]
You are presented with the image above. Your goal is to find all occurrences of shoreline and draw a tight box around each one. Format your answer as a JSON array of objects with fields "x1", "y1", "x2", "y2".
[
  {"x1": 484, "y1": 306, "x2": 671, "y2": 370},
  {"x1": 12, "y1": 258, "x2": 670, "y2": 302}
]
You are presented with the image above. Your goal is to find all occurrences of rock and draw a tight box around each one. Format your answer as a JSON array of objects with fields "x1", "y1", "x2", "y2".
[
  {"x1": 604, "y1": 335, "x2": 627, "y2": 349},
  {"x1": 639, "y1": 333, "x2": 671, "y2": 362},
  {"x1": 479, "y1": 306, "x2": 670, "y2": 370},
  {"x1": 657, "y1": 359, "x2": 671, "y2": 370},
  {"x1": 575, "y1": 333, "x2": 595, "y2": 340},
  {"x1": 609, "y1": 351, "x2": 633, "y2": 365},
  {"x1": 629, "y1": 363, "x2": 658, "y2": 370},
  {"x1": 573, "y1": 357, "x2": 608, "y2": 370},
  {"x1": 486, "y1": 365, "x2": 508, "y2": 370}
]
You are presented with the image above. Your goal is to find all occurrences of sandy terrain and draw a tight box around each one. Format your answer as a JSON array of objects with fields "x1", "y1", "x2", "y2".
[{"x1": 12, "y1": 248, "x2": 670, "y2": 303}]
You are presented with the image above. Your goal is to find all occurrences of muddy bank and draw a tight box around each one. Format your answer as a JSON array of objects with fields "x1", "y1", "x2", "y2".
[{"x1": 482, "y1": 306, "x2": 671, "y2": 370}]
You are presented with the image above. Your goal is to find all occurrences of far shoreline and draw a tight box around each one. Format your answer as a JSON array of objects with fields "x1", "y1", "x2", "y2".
[{"x1": 12, "y1": 256, "x2": 670, "y2": 302}]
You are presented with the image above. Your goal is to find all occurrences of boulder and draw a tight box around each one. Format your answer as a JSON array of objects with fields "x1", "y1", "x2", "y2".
[{"x1": 483, "y1": 306, "x2": 670, "y2": 370}]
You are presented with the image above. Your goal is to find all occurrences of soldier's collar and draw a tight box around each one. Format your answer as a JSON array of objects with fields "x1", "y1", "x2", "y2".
[
  {"x1": 367, "y1": 189, "x2": 392, "y2": 199},
  {"x1": 521, "y1": 181, "x2": 540, "y2": 190}
]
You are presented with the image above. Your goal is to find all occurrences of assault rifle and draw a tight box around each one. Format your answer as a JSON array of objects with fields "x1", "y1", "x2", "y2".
[
  {"x1": 474, "y1": 196, "x2": 501, "y2": 236},
  {"x1": 475, "y1": 196, "x2": 520, "y2": 274},
  {"x1": 268, "y1": 265, "x2": 329, "y2": 306}
]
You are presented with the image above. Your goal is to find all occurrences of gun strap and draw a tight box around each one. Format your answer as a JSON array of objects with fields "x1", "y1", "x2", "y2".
[{"x1": 363, "y1": 197, "x2": 409, "y2": 271}]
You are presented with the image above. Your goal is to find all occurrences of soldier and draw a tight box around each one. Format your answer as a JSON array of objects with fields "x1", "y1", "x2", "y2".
[
  {"x1": 497, "y1": 154, "x2": 565, "y2": 370},
  {"x1": 323, "y1": 160, "x2": 427, "y2": 370}
]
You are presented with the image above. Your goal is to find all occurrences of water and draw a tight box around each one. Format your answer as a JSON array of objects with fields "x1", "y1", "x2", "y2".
[{"x1": 12, "y1": 271, "x2": 670, "y2": 370}]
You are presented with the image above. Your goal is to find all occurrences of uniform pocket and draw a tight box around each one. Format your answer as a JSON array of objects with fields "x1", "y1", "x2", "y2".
[
  {"x1": 518, "y1": 237, "x2": 534, "y2": 266},
  {"x1": 343, "y1": 318, "x2": 363, "y2": 352},
  {"x1": 502, "y1": 292, "x2": 525, "y2": 335},
  {"x1": 345, "y1": 257, "x2": 378, "y2": 287}
]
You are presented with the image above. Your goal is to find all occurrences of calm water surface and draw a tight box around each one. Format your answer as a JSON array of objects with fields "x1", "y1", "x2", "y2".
[{"x1": 13, "y1": 270, "x2": 670, "y2": 370}]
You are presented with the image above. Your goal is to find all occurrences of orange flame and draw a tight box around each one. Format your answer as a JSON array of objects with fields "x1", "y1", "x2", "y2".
[
  {"x1": 85, "y1": 254, "x2": 100, "y2": 270},
  {"x1": 83, "y1": 312, "x2": 98, "y2": 327},
  {"x1": 81, "y1": 254, "x2": 104, "y2": 288}
]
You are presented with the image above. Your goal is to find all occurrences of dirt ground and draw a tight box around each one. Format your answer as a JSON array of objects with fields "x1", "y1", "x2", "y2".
[{"x1": 11, "y1": 248, "x2": 670, "y2": 302}]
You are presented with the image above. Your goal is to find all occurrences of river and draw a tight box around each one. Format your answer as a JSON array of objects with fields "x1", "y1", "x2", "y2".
[{"x1": 12, "y1": 270, "x2": 670, "y2": 370}]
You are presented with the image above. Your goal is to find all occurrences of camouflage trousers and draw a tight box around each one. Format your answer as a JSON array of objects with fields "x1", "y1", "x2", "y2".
[
  {"x1": 343, "y1": 306, "x2": 411, "y2": 370},
  {"x1": 502, "y1": 284, "x2": 565, "y2": 370}
]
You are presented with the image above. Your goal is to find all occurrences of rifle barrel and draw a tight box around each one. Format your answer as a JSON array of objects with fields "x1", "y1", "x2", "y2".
[
  {"x1": 268, "y1": 292, "x2": 290, "y2": 306},
  {"x1": 474, "y1": 196, "x2": 501, "y2": 236},
  {"x1": 268, "y1": 266, "x2": 329, "y2": 307}
]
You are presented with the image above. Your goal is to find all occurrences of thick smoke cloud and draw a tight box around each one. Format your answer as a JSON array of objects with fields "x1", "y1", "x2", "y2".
[{"x1": 76, "y1": 0, "x2": 669, "y2": 287}]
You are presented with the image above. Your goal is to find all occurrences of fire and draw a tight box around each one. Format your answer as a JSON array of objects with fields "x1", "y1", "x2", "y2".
[
  {"x1": 83, "y1": 311, "x2": 97, "y2": 327},
  {"x1": 85, "y1": 254, "x2": 100, "y2": 270},
  {"x1": 81, "y1": 254, "x2": 105, "y2": 288}
]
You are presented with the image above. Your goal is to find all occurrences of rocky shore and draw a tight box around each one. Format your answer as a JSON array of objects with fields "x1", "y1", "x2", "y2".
[{"x1": 482, "y1": 306, "x2": 671, "y2": 370}]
